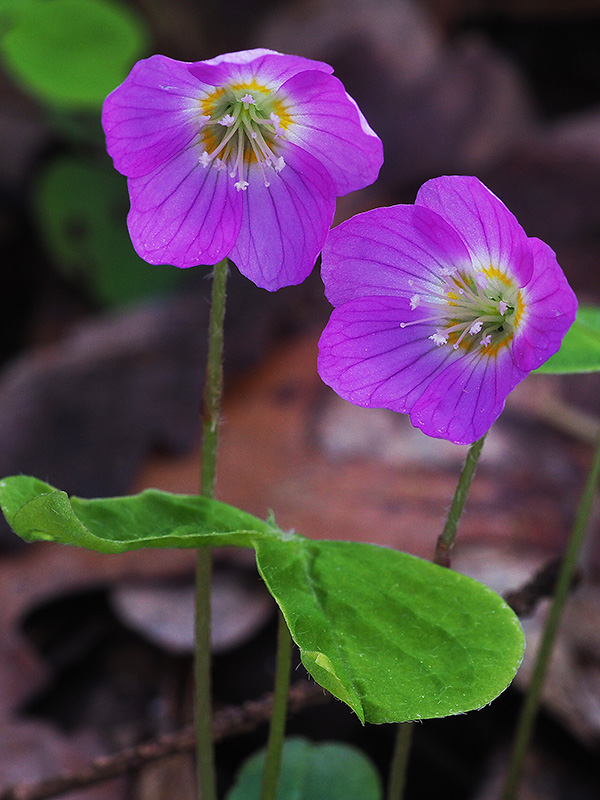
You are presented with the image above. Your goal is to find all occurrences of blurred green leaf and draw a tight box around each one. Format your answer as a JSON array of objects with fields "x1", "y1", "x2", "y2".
[
  {"x1": 34, "y1": 156, "x2": 184, "y2": 307},
  {"x1": 0, "y1": 476, "x2": 524, "y2": 723},
  {"x1": 226, "y1": 738, "x2": 382, "y2": 800},
  {"x1": 536, "y1": 305, "x2": 600, "y2": 374},
  {"x1": 0, "y1": 0, "x2": 148, "y2": 108}
]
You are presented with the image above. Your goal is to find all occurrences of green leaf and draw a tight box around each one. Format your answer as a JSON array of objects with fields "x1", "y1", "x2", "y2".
[
  {"x1": 34, "y1": 157, "x2": 185, "y2": 307},
  {"x1": 0, "y1": 476, "x2": 278, "y2": 553},
  {"x1": 226, "y1": 737, "x2": 382, "y2": 800},
  {"x1": 255, "y1": 538, "x2": 524, "y2": 724},
  {"x1": 0, "y1": 0, "x2": 149, "y2": 108},
  {"x1": 0, "y1": 477, "x2": 524, "y2": 723},
  {"x1": 536, "y1": 305, "x2": 600, "y2": 374}
]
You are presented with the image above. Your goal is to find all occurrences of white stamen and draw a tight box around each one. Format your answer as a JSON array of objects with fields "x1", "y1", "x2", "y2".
[
  {"x1": 469, "y1": 321, "x2": 483, "y2": 335},
  {"x1": 481, "y1": 335, "x2": 492, "y2": 347},
  {"x1": 499, "y1": 300, "x2": 508, "y2": 315},
  {"x1": 410, "y1": 294, "x2": 421, "y2": 310},
  {"x1": 198, "y1": 86, "x2": 290, "y2": 191}
]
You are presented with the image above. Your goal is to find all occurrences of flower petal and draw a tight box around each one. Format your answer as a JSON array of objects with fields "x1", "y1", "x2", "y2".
[
  {"x1": 127, "y1": 144, "x2": 242, "y2": 267},
  {"x1": 318, "y1": 296, "x2": 459, "y2": 413},
  {"x1": 512, "y1": 237, "x2": 578, "y2": 372},
  {"x1": 282, "y1": 70, "x2": 383, "y2": 196},
  {"x1": 416, "y1": 176, "x2": 533, "y2": 285},
  {"x1": 102, "y1": 55, "x2": 208, "y2": 179},
  {"x1": 229, "y1": 141, "x2": 335, "y2": 291},
  {"x1": 321, "y1": 205, "x2": 473, "y2": 307},
  {"x1": 191, "y1": 49, "x2": 334, "y2": 87},
  {"x1": 409, "y1": 345, "x2": 528, "y2": 444}
]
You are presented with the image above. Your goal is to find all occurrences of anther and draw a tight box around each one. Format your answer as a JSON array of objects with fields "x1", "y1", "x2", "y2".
[
  {"x1": 218, "y1": 114, "x2": 236, "y2": 127},
  {"x1": 429, "y1": 332, "x2": 448, "y2": 346}
]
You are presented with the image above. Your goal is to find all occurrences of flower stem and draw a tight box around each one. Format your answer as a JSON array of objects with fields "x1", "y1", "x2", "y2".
[
  {"x1": 195, "y1": 257, "x2": 229, "y2": 800},
  {"x1": 387, "y1": 722, "x2": 413, "y2": 800},
  {"x1": 259, "y1": 608, "x2": 293, "y2": 800},
  {"x1": 500, "y1": 432, "x2": 600, "y2": 800},
  {"x1": 434, "y1": 434, "x2": 487, "y2": 567}
]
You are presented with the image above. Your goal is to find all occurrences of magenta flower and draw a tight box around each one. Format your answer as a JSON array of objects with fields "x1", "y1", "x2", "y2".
[
  {"x1": 318, "y1": 176, "x2": 577, "y2": 445},
  {"x1": 102, "y1": 48, "x2": 383, "y2": 291}
]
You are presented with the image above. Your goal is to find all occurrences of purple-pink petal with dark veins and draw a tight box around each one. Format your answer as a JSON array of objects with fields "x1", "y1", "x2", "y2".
[
  {"x1": 321, "y1": 205, "x2": 473, "y2": 307},
  {"x1": 512, "y1": 237, "x2": 578, "y2": 372},
  {"x1": 409, "y1": 344, "x2": 528, "y2": 445},
  {"x1": 229, "y1": 141, "x2": 335, "y2": 291},
  {"x1": 318, "y1": 295, "x2": 460, "y2": 414},
  {"x1": 281, "y1": 70, "x2": 383, "y2": 196},
  {"x1": 189, "y1": 49, "x2": 334, "y2": 89},
  {"x1": 102, "y1": 55, "x2": 209, "y2": 179},
  {"x1": 416, "y1": 175, "x2": 533, "y2": 286},
  {"x1": 126, "y1": 143, "x2": 242, "y2": 268}
]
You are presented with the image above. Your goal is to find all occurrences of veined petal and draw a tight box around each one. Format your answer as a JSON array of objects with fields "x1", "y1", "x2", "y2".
[
  {"x1": 512, "y1": 237, "x2": 578, "y2": 372},
  {"x1": 322, "y1": 205, "x2": 473, "y2": 307},
  {"x1": 102, "y1": 55, "x2": 209, "y2": 179},
  {"x1": 281, "y1": 70, "x2": 383, "y2": 196},
  {"x1": 229, "y1": 141, "x2": 335, "y2": 291},
  {"x1": 127, "y1": 143, "x2": 242, "y2": 267},
  {"x1": 416, "y1": 176, "x2": 533, "y2": 285},
  {"x1": 318, "y1": 296, "x2": 459, "y2": 413},
  {"x1": 188, "y1": 51, "x2": 334, "y2": 94},
  {"x1": 410, "y1": 345, "x2": 528, "y2": 445}
]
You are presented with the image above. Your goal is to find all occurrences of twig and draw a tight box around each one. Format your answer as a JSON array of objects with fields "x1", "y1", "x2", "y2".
[
  {"x1": 504, "y1": 557, "x2": 581, "y2": 618},
  {"x1": 0, "y1": 682, "x2": 328, "y2": 800}
]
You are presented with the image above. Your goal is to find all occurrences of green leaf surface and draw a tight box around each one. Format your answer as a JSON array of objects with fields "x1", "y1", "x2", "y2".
[
  {"x1": 226, "y1": 737, "x2": 382, "y2": 800},
  {"x1": 0, "y1": 0, "x2": 148, "y2": 108},
  {"x1": 34, "y1": 157, "x2": 185, "y2": 307},
  {"x1": 0, "y1": 477, "x2": 524, "y2": 723},
  {"x1": 536, "y1": 305, "x2": 600, "y2": 374},
  {"x1": 255, "y1": 538, "x2": 524, "y2": 724},
  {"x1": 0, "y1": 476, "x2": 278, "y2": 553}
]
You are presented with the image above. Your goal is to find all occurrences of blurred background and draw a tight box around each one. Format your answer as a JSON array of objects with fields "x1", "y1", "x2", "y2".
[{"x1": 1, "y1": 0, "x2": 600, "y2": 798}]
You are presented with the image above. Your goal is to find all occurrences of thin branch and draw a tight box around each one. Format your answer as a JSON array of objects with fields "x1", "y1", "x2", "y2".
[
  {"x1": 504, "y1": 557, "x2": 581, "y2": 618},
  {"x1": 0, "y1": 682, "x2": 328, "y2": 800}
]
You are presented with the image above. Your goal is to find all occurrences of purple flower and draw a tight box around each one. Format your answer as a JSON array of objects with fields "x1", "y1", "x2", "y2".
[
  {"x1": 102, "y1": 49, "x2": 383, "y2": 291},
  {"x1": 318, "y1": 176, "x2": 577, "y2": 445}
]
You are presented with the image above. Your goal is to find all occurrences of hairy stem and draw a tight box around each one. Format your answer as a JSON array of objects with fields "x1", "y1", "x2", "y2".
[
  {"x1": 500, "y1": 432, "x2": 600, "y2": 800},
  {"x1": 195, "y1": 257, "x2": 229, "y2": 800},
  {"x1": 259, "y1": 609, "x2": 293, "y2": 800},
  {"x1": 434, "y1": 434, "x2": 487, "y2": 567}
]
